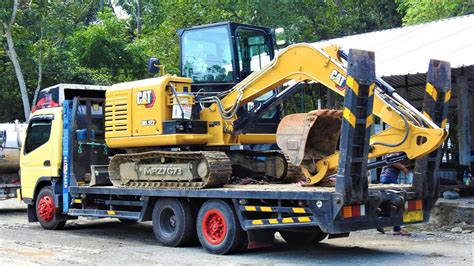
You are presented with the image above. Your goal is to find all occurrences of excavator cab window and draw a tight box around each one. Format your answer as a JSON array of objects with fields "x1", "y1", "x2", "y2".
[
  {"x1": 178, "y1": 22, "x2": 279, "y2": 133},
  {"x1": 178, "y1": 22, "x2": 275, "y2": 91},
  {"x1": 235, "y1": 27, "x2": 272, "y2": 80},
  {"x1": 181, "y1": 25, "x2": 233, "y2": 83}
]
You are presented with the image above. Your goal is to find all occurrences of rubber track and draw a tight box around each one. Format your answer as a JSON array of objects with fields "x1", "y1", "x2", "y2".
[
  {"x1": 226, "y1": 150, "x2": 303, "y2": 183},
  {"x1": 247, "y1": 150, "x2": 303, "y2": 181},
  {"x1": 109, "y1": 151, "x2": 232, "y2": 189}
]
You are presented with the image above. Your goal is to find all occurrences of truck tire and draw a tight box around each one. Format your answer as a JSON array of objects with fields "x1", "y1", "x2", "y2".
[
  {"x1": 197, "y1": 200, "x2": 246, "y2": 255},
  {"x1": 35, "y1": 186, "x2": 66, "y2": 230},
  {"x1": 279, "y1": 228, "x2": 328, "y2": 245},
  {"x1": 152, "y1": 198, "x2": 194, "y2": 247}
]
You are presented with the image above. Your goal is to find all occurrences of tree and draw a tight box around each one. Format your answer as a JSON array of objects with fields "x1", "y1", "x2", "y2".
[
  {"x1": 68, "y1": 8, "x2": 148, "y2": 84},
  {"x1": 0, "y1": 0, "x2": 409, "y2": 122},
  {"x1": 398, "y1": 0, "x2": 473, "y2": 25},
  {"x1": 1, "y1": 0, "x2": 30, "y2": 120},
  {"x1": 116, "y1": 0, "x2": 143, "y2": 38}
]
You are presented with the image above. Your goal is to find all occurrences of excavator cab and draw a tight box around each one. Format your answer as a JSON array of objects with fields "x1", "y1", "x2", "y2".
[
  {"x1": 178, "y1": 22, "x2": 280, "y2": 134},
  {"x1": 178, "y1": 22, "x2": 276, "y2": 91}
]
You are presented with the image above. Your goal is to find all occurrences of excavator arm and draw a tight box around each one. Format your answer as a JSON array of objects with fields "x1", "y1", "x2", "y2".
[{"x1": 210, "y1": 43, "x2": 448, "y2": 185}]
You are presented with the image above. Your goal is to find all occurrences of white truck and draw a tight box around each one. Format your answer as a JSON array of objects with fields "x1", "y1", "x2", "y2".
[{"x1": 0, "y1": 121, "x2": 27, "y2": 199}]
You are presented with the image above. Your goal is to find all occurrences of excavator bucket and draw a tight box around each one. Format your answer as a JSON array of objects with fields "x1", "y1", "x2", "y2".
[{"x1": 276, "y1": 109, "x2": 342, "y2": 166}]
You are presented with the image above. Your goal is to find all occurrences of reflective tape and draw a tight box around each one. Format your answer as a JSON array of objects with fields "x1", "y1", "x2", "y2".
[
  {"x1": 343, "y1": 108, "x2": 356, "y2": 128},
  {"x1": 243, "y1": 206, "x2": 308, "y2": 214},
  {"x1": 366, "y1": 114, "x2": 374, "y2": 128},
  {"x1": 425, "y1": 83, "x2": 438, "y2": 101},
  {"x1": 346, "y1": 76, "x2": 359, "y2": 95},
  {"x1": 445, "y1": 89, "x2": 451, "y2": 103}
]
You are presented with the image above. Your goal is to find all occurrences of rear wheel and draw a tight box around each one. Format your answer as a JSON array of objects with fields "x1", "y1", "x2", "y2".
[
  {"x1": 152, "y1": 198, "x2": 194, "y2": 247},
  {"x1": 35, "y1": 186, "x2": 66, "y2": 230},
  {"x1": 197, "y1": 200, "x2": 247, "y2": 255},
  {"x1": 279, "y1": 228, "x2": 328, "y2": 245}
]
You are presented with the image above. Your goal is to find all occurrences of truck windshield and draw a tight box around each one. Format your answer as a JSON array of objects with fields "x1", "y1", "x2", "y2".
[{"x1": 181, "y1": 25, "x2": 233, "y2": 83}]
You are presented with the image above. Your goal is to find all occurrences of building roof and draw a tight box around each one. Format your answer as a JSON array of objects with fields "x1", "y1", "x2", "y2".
[{"x1": 312, "y1": 14, "x2": 474, "y2": 77}]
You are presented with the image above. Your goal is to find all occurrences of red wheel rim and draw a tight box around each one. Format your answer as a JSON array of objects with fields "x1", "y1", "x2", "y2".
[
  {"x1": 37, "y1": 195, "x2": 55, "y2": 222},
  {"x1": 202, "y1": 209, "x2": 227, "y2": 245}
]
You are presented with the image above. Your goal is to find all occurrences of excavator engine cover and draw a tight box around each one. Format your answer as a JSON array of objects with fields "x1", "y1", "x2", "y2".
[{"x1": 276, "y1": 109, "x2": 342, "y2": 166}]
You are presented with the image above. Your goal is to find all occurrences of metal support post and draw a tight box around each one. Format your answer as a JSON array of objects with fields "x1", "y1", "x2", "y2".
[
  {"x1": 335, "y1": 49, "x2": 376, "y2": 204},
  {"x1": 413, "y1": 59, "x2": 451, "y2": 201}
]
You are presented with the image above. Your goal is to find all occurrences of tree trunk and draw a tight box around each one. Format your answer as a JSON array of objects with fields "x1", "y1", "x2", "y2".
[
  {"x1": 136, "y1": 0, "x2": 142, "y2": 38},
  {"x1": 31, "y1": 23, "x2": 44, "y2": 109},
  {"x1": 3, "y1": 23, "x2": 31, "y2": 121}
]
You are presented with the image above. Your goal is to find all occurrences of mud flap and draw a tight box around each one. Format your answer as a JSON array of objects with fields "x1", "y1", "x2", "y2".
[
  {"x1": 27, "y1": 204, "x2": 38, "y2": 222},
  {"x1": 246, "y1": 229, "x2": 275, "y2": 249}
]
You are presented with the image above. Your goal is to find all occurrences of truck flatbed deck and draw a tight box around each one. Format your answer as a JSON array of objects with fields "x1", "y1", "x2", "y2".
[{"x1": 70, "y1": 183, "x2": 412, "y2": 199}]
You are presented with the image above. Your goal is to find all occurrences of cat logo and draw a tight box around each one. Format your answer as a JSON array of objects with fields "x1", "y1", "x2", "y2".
[
  {"x1": 329, "y1": 70, "x2": 347, "y2": 91},
  {"x1": 137, "y1": 90, "x2": 155, "y2": 108}
]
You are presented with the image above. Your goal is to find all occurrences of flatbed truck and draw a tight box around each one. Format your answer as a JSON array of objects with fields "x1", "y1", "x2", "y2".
[
  {"x1": 19, "y1": 58, "x2": 449, "y2": 254},
  {"x1": 18, "y1": 22, "x2": 451, "y2": 255}
]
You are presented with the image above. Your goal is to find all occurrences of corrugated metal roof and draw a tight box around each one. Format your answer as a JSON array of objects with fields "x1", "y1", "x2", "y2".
[
  {"x1": 382, "y1": 67, "x2": 472, "y2": 99},
  {"x1": 312, "y1": 15, "x2": 474, "y2": 77}
]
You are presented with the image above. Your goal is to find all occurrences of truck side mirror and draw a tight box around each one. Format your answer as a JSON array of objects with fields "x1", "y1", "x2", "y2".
[
  {"x1": 148, "y1": 57, "x2": 161, "y2": 74},
  {"x1": 0, "y1": 130, "x2": 6, "y2": 148},
  {"x1": 274, "y1": 28, "x2": 286, "y2": 46}
]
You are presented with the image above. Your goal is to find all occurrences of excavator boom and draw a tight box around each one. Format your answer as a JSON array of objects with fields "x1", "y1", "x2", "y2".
[{"x1": 210, "y1": 43, "x2": 448, "y2": 184}]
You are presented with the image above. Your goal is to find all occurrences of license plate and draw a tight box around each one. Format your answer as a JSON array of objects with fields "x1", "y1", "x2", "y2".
[{"x1": 403, "y1": 210, "x2": 424, "y2": 223}]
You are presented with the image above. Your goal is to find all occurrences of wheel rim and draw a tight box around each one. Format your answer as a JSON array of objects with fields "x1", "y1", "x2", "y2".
[
  {"x1": 202, "y1": 209, "x2": 227, "y2": 245},
  {"x1": 37, "y1": 194, "x2": 55, "y2": 222},
  {"x1": 159, "y1": 208, "x2": 177, "y2": 237}
]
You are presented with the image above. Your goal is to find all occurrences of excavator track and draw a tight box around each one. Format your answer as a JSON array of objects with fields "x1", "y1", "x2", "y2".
[
  {"x1": 108, "y1": 151, "x2": 232, "y2": 189},
  {"x1": 226, "y1": 150, "x2": 303, "y2": 182}
]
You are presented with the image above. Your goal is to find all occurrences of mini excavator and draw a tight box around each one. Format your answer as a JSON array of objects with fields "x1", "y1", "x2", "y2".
[{"x1": 103, "y1": 22, "x2": 448, "y2": 188}]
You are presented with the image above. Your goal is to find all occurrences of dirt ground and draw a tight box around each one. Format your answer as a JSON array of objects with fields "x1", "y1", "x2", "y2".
[{"x1": 0, "y1": 199, "x2": 472, "y2": 265}]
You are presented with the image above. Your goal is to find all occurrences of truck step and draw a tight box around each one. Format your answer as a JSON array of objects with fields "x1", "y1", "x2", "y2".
[
  {"x1": 68, "y1": 209, "x2": 140, "y2": 220},
  {"x1": 245, "y1": 216, "x2": 317, "y2": 229}
]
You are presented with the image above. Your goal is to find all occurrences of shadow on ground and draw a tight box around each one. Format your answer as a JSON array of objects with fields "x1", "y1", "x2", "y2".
[
  {"x1": 0, "y1": 208, "x2": 27, "y2": 214},
  {"x1": 56, "y1": 219, "x2": 407, "y2": 262}
]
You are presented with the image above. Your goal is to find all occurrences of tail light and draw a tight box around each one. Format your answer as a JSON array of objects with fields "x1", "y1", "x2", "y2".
[
  {"x1": 342, "y1": 204, "x2": 366, "y2": 218},
  {"x1": 403, "y1": 199, "x2": 424, "y2": 223},
  {"x1": 405, "y1": 199, "x2": 423, "y2": 211}
]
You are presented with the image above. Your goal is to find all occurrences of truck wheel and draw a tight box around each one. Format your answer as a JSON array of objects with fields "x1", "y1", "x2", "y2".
[
  {"x1": 152, "y1": 198, "x2": 194, "y2": 247},
  {"x1": 279, "y1": 228, "x2": 328, "y2": 245},
  {"x1": 35, "y1": 186, "x2": 66, "y2": 230},
  {"x1": 197, "y1": 200, "x2": 246, "y2": 255}
]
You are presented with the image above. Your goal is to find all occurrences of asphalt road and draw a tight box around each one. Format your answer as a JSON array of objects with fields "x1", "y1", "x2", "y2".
[{"x1": 0, "y1": 199, "x2": 472, "y2": 265}]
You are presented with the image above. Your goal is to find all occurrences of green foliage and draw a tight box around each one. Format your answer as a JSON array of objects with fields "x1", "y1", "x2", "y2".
[
  {"x1": 398, "y1": 0, "x2": 473, "y2": 25},
  {"x1": 68, "y1": 9, "x2": 148, "y2": 84},
  {"x1": 2, "y1": 0, "x2": 465, "y2": 122},
  {"x1": 135, "y1": 0, "x2": 402, "y2": 74}
]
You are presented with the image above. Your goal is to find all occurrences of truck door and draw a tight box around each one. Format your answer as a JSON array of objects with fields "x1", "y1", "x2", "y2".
[{"x1": 20, "y1": 115, "x2": 55, "y2": 200}]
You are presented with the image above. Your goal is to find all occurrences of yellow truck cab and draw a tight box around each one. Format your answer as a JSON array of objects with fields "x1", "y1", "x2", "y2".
[{"x1": 20, "y1": 84, "x2": 107, "y2": 229}]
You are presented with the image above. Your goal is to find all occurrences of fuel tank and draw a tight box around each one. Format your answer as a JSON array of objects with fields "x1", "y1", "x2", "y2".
[{"x1": 0, "y1": 121, "x2": 27, "y2": 173}]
